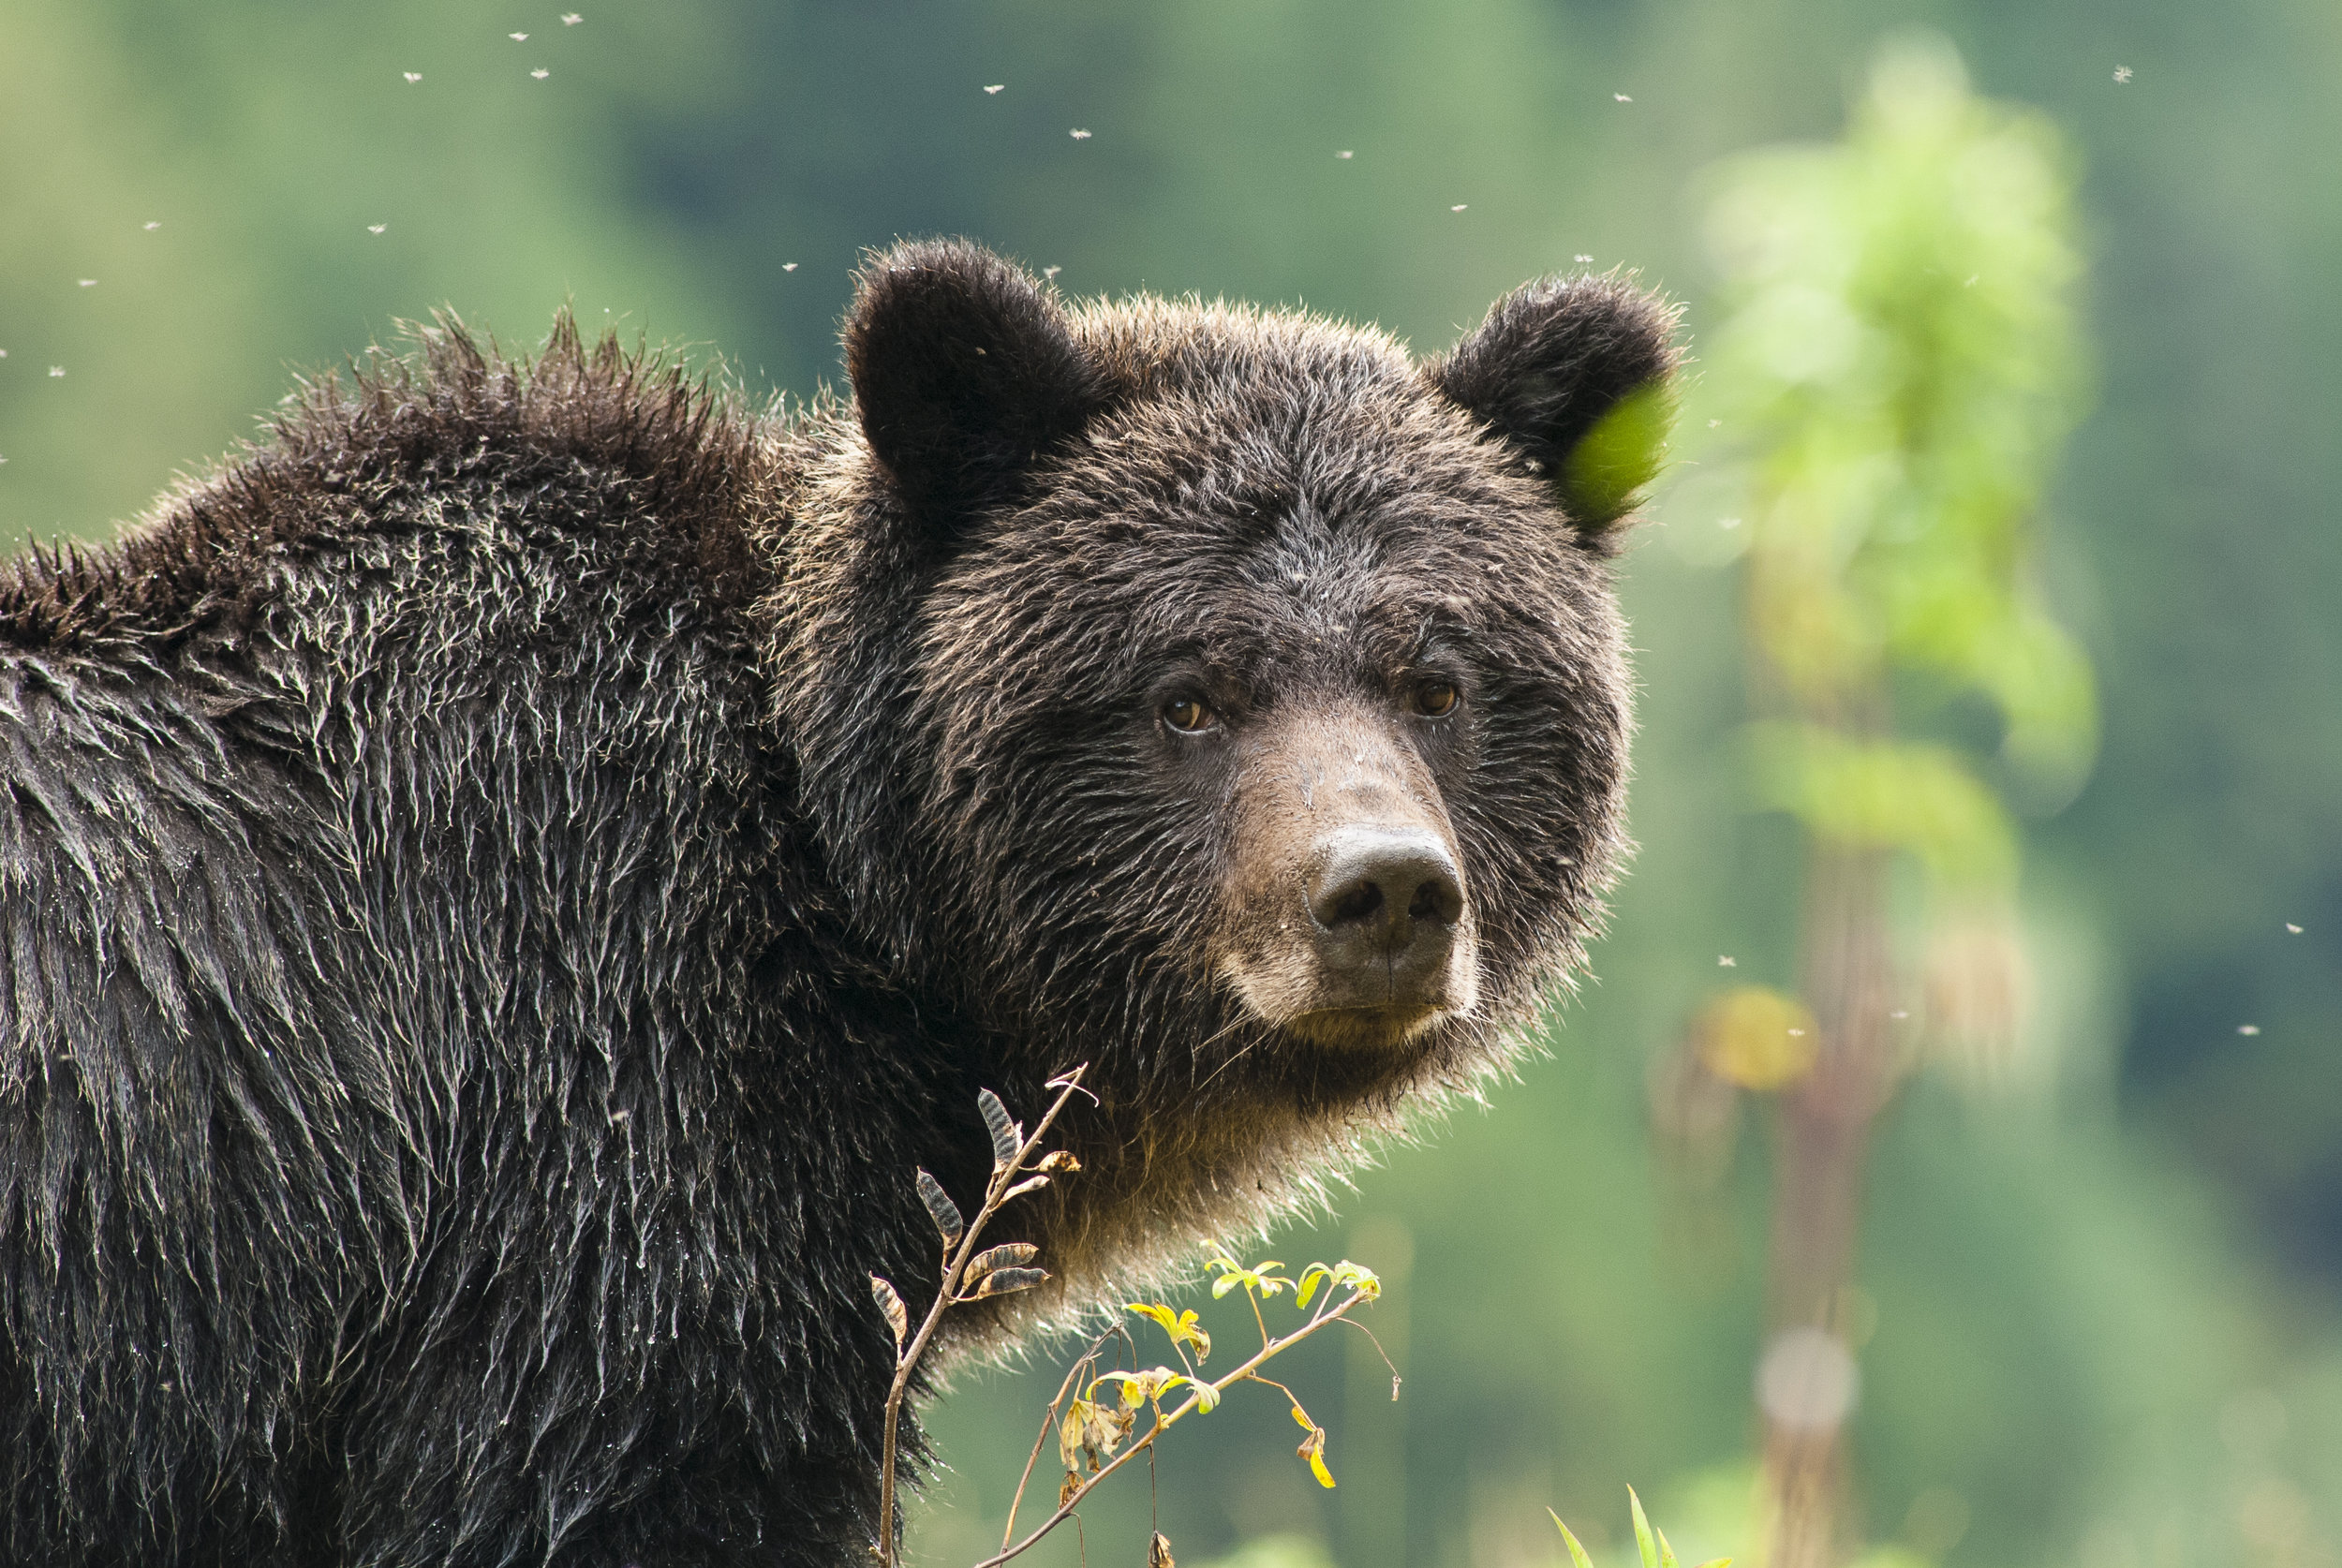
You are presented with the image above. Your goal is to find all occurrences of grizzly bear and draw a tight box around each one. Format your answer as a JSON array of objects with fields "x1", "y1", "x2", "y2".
[{"x1": 0, "y1": 240, "x2": 1675, "y2": 1566}]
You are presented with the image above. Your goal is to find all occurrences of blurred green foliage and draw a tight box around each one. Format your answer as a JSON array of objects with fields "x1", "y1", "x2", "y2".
[
  {"x1": 1702, "y1": 37, "x2": 2096, "y2": 890},
  {"x1": 7, "y1": 2, "x2": 2342, "y2": 1565}
]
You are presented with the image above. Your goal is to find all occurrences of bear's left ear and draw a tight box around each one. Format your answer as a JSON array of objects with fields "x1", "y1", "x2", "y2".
[
  {"x1": 845, "y1": 238, "x2": 1113, "y2": 523},
  {"x1": 1425, "y1": 274, "x2": 1682, "y2": 541}
]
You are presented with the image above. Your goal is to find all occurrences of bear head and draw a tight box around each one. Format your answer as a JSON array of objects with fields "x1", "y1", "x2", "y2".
[{"x1": 769, "y1": 240, "x2": 1678, "y2": 1273}]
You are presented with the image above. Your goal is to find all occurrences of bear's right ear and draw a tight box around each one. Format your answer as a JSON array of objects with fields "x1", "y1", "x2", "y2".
[
  {"x1": 1425, "y1": 274, "x2": 1682, "y2": 542},
  {"x1": 845, "y1": 239, "x2": 1112, "y2": 522}
]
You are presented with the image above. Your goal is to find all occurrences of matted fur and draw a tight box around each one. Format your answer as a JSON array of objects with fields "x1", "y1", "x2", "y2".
[{"x1": 0, "y1": 243, "x2": 1676, "y2": 1566}]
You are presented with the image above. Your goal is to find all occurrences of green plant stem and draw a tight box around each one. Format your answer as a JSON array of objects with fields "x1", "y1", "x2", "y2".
[{"x1": 969, "y1": 1287, "x2": 1372, "y2": 1568}]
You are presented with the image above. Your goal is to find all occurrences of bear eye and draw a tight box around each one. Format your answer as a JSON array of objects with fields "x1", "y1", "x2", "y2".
[
  {"x1": 1164, "y1": 697, "x2": 1217, "y2": 733},
  {"x1": 1412, "y1": 681, "x2": 1460, "y2": 717}
]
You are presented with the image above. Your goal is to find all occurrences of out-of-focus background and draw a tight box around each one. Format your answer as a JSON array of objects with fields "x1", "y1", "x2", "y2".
[{"x1": 6, "y1": 3, "x2": 2337, "y2": 1565}]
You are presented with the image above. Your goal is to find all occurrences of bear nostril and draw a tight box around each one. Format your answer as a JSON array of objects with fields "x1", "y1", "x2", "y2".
[
  {"x1": 1327, "y1": 880, "x2": 1385, "y2": 927},
  {"x1": 1307, "y1": 832, "x2": 1463, "y2": 953},
  {"x1": 1409, "y1": 875, "x2": 1463, "y2": 926}
]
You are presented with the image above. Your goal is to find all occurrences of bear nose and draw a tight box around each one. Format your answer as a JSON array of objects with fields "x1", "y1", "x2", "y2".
[{"x1": 1305, "y1": 829, "x2": 1465, "y2": 992}]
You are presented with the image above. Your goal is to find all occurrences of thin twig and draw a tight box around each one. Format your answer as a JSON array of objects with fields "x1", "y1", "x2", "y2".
[
  {"x1": 877, "y1": 1066, "x2": 1090, "y2": 1567},
  {"x1": 1000, "y1": 1327, "x2": 1119, "y2": 1552}
]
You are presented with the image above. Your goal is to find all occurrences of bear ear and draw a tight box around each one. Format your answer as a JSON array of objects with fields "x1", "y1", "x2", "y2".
[
  {"x1": 844, "y1": 239, "x2": 1112, "y2": 520},
  {"x1": 1425, "y1": 274, "x2": 1682, "y2": 540}
]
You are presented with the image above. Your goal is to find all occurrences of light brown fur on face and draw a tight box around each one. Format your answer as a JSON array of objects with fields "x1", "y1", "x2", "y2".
[{"x1": 1212, "y1": 696, "x2": 1481, "y2": 1048}]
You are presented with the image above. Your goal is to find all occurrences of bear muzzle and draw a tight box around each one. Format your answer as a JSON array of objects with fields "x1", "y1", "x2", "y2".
[{"x1": 1217, "y1": 707, "x2": 1482, "y2": 1050}]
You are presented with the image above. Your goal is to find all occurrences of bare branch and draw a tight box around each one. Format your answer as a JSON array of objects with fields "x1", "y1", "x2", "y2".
[{"x1": 875, "y1": 1065, "x2": 1091, "y2": 1568}]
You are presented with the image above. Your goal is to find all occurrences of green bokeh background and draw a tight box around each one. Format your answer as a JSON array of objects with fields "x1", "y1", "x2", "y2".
[{"x1": 7, "y1": 3, "x2": 2339, "y2": 1564}]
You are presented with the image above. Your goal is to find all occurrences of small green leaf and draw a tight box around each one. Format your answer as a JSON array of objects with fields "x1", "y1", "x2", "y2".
[
  {"x1": 1548, "y1": 1510, "x2": 1596, "y2": 1568},
  {"x1": 1630, "y1": 1487, "x2": 1659, "y2": 1568},
  {"x1": 1656, "y1": 1524, "x2": 1681, "y2": 1568}
]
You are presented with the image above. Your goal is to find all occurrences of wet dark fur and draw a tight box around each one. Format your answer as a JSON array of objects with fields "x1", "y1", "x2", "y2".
[{"x1": 0, "y1": 242, "x2": 1677, "y2": 1566}]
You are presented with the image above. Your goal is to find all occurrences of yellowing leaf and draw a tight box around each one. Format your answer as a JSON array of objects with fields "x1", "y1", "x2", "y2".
[
  {"x1": 1205, "y1": 1253, "x2": 1294, "y2": 1299},
  {"x1": 1296, "y1": 1424, "x2": 1334, "y2": 1488},
  {"x1": 1126, "y1": 1303, "x2": 1211, "y2": 1362},
  {"x1": 1058, "y1": 1397, "x2": 1132, "y2": 1472}
]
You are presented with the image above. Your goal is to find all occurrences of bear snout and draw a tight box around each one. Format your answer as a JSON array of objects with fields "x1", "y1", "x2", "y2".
[
  {"x1": 1304, "y1": 825, "x2": 1465, "y2": 996},
  {"x1": 1217, "y1": 705, "x2": 1483, "y2": 1049}
]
